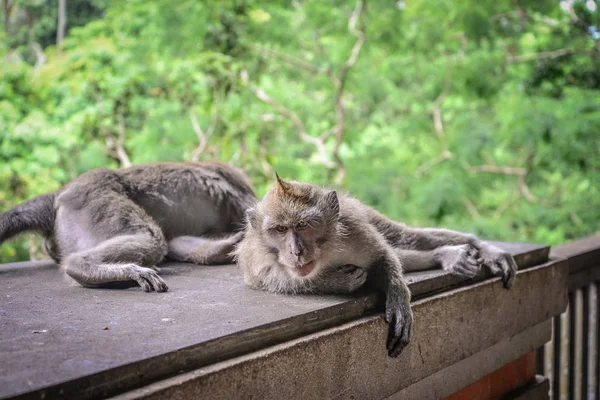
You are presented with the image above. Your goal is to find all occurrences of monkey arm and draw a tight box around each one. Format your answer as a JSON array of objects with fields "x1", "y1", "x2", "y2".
[
  {"x1": 368, "y1": 248, "x2": 413, "y2": 358},
  {"x1": 394, "y1": 248, "x2": 439, "y2": 272},
  {"x1": 166, "y1": 232, "x2": 244, "y2": 265},
  {"x1": 368, "y1": 210, "x2": 517, "y2": 288},
  {"x1": 397, "y1": 226, "x2": 479, "y2": 250},
  {"x1": 396, "y1": 246, "x2": 487, "y2": 279},
  {"x1": 310, "y1": 264, "x2": 368, "y2": 293},
  {"x1": 369, "y1": 209, "x2": 477, "y2": 250},
  {"x1": 396, "y1": 228, "x2": 517, "y2": 288}
]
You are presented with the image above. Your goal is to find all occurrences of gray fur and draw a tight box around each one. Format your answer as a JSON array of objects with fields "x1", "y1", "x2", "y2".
[
  {"x1": 0, "y1": 162, "x2": 257, "y2": 292},
  {"x1": 0, "y1": 193, "x2": 56, "y2": 243},
  {"x1": 234, "y1": 177, "x2": 517, "y2": 357}
]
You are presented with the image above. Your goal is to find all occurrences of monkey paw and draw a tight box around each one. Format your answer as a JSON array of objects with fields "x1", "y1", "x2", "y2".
[
  {"x1": 477, "y1": 243, "x2": 518, "y2": 289},
  {"x1": 128, "y1": 265, "x2": 169, "y2": 292},
  {"x1": 385, "y1": 286, "x2": 413, "y2": 358},
  {"x1": 437, "y1": 244, "x2": 483, "y2": 279},
  {"x1": 333, "y1": 264, "x2": 368, "y2": 292}
]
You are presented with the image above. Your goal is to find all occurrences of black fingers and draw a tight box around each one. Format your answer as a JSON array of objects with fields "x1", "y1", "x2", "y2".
[
  {"x1": 498, "y1": 254, "x2": 517, "y2": 289},
  {"x1": 385, "y1": 307, "x2": 412, "y2": 358}
]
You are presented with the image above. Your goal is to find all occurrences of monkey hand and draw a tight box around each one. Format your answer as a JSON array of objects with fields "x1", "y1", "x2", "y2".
[
  {"x1": 385, "y1": 283, "x2": 413, "y2": 357},
  {"x1": 436, "y1": 243, "x2": 517, "y2": 289},
  {"x1": 436, "y1": 244, "x2": 484, "y2": 279},
  {"x1": 476, "y1": 243, "x2": 518, "y2": 289},
  {"x1": 318, "y1": 264, "x2": 367, "y2": 293}
]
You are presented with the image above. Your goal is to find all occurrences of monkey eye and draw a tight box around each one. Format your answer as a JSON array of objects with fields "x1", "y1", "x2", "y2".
[
  {"x1": 275, "y1": 225, "x2": 288, "y2": 233},
  {"x1": 296, "y1": 221, "x2": 309, "y2": 230}
]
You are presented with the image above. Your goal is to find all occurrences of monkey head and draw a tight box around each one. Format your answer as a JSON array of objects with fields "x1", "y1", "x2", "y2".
[{"x1": 246, "y1": 174, "x2": 340, "y2": 277}]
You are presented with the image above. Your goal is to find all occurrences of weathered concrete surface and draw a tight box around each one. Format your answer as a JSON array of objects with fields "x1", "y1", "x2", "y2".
[
  {"x1": 388, "y1": 321, "x2": 550, "y2": 399},
  {"x1": 550, "y1": 233, "x2": 600, "y2": 273},
  {"x1": 1, "y1": 262, "x2": 369, "y2": 400},
  {"x1": 113, "y1": 258, "x2": 567, "y2": 400},
  {"x1": 549, "y1": 233, "x2": 600, "y2": 290},
  {"x1": 0, "y1": 242, "x2": 548, "y2": 400}
]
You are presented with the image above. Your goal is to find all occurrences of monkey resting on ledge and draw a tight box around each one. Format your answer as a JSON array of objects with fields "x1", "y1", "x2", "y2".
[
  {"x1": 0, "y1": 162, "x2": 257, "y2": 292},
  {"x1": 234, "y1": 175, "x2": 517, "y2": 357}
]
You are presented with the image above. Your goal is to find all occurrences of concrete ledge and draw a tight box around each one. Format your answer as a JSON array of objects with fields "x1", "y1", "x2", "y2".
[
  {"x1": 549, "y1": 233, "x2": 600, "y2": 291},
  {"x1": 0, "y1": 242, "x2": 548, "y2": 400},
  {"x1": 550, "y1": 233, "x2": 600, "y2": 273},
  {"x1": 390, "y1": 322, "x2": 549, "y2": 399},
  {"x1": 113, "y1": 259, "x2": 568, "y2": 400}
]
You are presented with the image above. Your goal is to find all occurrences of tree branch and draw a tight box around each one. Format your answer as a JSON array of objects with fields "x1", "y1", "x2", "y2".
[
  {"x1": 454, "y1": 32, "x2": 468, "y2": 61},
  {"x1": 251, "y1": 44, "x2": 324, "y2": 75},
  {"x1": 330, "y1": 0, "x2": 366, "y2": 184},
  {"x1": 241, "y1": 70, "x2": 335, "y2": 168},
  {"x1": 114, "y1": 111, "x2": 132, "y2": 167},
  {"x1": 414, "y1": 34, "x2": 462, "y2": 177},
  {"x1": 463, "y1": 198, "x2": 481, "y2": 219},
  {"x1": 432, "y1": 61, "x2": 452, "y2": 146},
  {"x1": 56, "y1": 0, "x2": 67, "y2": 47},
  {"x1": 518, "y1": 172, "x2": 536, "y2": 202},
  {"x1": 3, "y1": 0, "x2": 14, "y2": 35},
  {"x1": 415, "y1": 150, "x2": 453, "y2": 177},
  {"x1": 189, "y1": 106, "x2": 219, "y2": 162},
  {"x1": 465, "y1": 158, "x2": 537, "y2": 203},
  {"x1": 507, "y1": 48, "x2": 583, "y2": 63},
  {"x1": 30, "y1": 42, "x2": 46, "y2": 71},
  {"x1": 465, "y1": 164, "x2": 526, "y2": 175},
  {"x1": 243, "y1": 1, "x2": 367, "y2": 182}
]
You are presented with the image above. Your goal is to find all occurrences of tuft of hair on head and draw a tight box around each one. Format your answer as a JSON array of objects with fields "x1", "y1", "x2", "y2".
[
  {"x1": 272, "y1": 173, "x2": 313, "y2": 204},
  {"x1": 275, "y1": 172, "x2": 292, "y2": 194}
]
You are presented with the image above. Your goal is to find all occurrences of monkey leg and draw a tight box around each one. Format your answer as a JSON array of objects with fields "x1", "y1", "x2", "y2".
[
  {"x1": 62, "y1": 233, "x2": 168, "y2": 292},
  {"x1": 55, "y1": 185, "x2": 169, "y2": 292},
  {"x1": 167, "y1": 231, "x2": 244, "y2": 265}
]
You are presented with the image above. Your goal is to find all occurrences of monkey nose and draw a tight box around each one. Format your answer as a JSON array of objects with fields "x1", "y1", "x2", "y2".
[{"x1": 291, "y1": 247, "x2": 304, "y2": 257}]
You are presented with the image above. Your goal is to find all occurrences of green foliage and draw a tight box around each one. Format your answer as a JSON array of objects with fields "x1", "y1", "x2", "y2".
[{"x1": 1, "y1": 0, "x2": 599, "y2": 262}]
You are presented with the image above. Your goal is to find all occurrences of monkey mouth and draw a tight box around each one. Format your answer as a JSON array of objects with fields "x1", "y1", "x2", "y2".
[{"x1": 294, "y1": 261, "x2": 316, "y2": 277}]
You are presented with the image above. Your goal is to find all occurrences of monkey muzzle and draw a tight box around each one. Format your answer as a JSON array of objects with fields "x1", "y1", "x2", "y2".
[{"x1": 294, "y1": 260, "x2": 316, "y2": 277}]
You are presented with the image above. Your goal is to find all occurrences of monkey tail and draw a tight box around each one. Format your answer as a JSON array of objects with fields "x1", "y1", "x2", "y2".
[{"x1": 0, "y1": 193, "x2": 56, "y2": 244}]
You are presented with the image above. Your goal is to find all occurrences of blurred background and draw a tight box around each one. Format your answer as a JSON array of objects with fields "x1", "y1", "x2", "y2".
[{"x1": 0, "y1": 0, "x2": 599, "y2": 262}]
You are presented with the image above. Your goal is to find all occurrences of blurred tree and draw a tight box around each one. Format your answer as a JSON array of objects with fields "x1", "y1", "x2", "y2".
[{"x1": 0, "y1": 0, "x2": 598, "y2": 262}]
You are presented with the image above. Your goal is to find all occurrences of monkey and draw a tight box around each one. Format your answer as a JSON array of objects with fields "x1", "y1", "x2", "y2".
[
  {"x1": 0, "y1": 162, "x2": 257, "y2": 292},
  {"x1": 234, "y1": 175, "x2": 518, "y2": 357}
]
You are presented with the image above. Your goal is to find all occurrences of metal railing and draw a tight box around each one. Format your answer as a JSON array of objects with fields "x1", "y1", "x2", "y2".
[{"x1": 537, "y1": 234, "x2": 600, "y2": 400}]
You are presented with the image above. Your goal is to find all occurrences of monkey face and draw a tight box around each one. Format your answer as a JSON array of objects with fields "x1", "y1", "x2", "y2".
[
  {"x1": 263, "y1": 213, "x2": 325, "y2": 276},
  {"x1": 250, "y1": 176, "x2": 340, "y2": 277}
]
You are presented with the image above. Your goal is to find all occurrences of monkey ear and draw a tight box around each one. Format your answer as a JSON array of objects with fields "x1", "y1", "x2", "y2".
[
  {"x1": 275, "y1": 172, "x2": 292, "y2": 193},
  {"x1": 324, "y1": 190, "x2": 339, "y2": 215}
]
